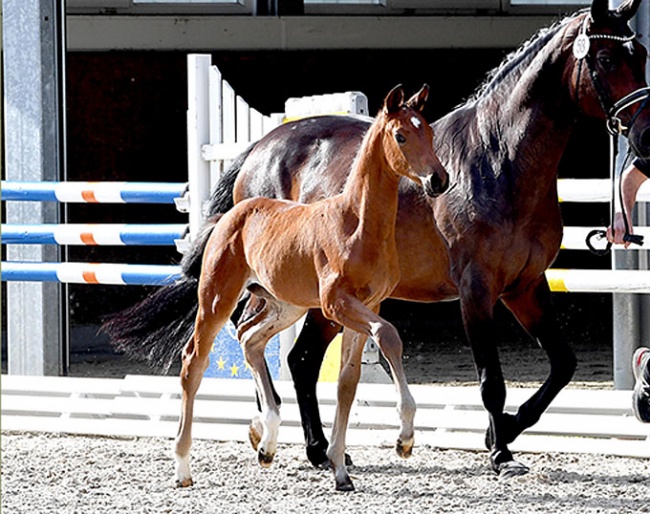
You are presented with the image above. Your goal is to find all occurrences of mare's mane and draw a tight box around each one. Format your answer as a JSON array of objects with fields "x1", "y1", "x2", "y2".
[{"x1": 464, "y1": 10, "x2": 582, "y2": 106}]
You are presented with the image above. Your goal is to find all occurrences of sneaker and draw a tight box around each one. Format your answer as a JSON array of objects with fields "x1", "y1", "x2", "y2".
[{"x1": 632, "y1": 347, "x2": 650, "y2": 423}]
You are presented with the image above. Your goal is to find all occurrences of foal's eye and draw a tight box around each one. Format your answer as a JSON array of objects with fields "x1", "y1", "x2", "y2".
[{"x1": 394, "y1": 133, "x2": 406, "y2": 144}]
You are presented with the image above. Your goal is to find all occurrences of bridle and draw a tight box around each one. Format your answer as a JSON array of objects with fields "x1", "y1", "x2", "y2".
[{"x1": 573, "y1": 14, "x2": 650, "y2": 255}]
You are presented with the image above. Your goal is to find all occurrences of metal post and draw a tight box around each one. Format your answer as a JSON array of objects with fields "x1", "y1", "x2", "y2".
[
  {"x1": 635, "y1": 0, "x2": 650, "y2": 367},
  {"x1": 3, "y1": 0, "x2": 66, "y2": 375},
  {"x1": 611, "y1": 0, "x2": 650, "y2": 389}
]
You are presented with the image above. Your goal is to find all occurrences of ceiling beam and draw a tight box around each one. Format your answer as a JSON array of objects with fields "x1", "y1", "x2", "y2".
[{"x1": 66, "y1": 15, "x2": 557, "y2": 51}]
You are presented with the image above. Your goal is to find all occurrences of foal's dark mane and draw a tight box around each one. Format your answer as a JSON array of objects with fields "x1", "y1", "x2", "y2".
[{"x1": 466, "y1": 11, "x2": 581, "y2": 106}]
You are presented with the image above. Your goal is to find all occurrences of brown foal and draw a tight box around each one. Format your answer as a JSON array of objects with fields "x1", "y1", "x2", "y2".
[{"x1": 173, "y1": 84, "x2": 448, "y2": 491}]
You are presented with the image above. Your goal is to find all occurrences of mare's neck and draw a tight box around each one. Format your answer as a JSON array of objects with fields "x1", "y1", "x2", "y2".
[
  {"x1": 340, "y1": 122, "x2": 401, "y2": 237},
  {"x1": 441, "y1": 21, "x2": 578, "y2": 204}
]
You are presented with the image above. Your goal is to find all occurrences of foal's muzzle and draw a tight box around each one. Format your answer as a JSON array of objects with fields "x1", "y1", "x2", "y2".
[{"x1": 422, "y1": 172, "x2": 449, "y2": 198}]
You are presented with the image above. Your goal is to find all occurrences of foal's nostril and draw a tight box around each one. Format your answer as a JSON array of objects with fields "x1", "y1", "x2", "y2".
[{"x1": 426, "y1": 173, "x2": 448, "y2": 197}]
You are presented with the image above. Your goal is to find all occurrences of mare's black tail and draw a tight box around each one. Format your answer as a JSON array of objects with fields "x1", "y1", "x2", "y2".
[{"x1": 101, "y1": 145, "x2": 255, "y2": 371}]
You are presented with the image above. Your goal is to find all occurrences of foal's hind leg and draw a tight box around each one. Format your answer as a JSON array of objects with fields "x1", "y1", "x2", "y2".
[
  {"x1": 238, "y1": 294, "x2": 308, "y2": 467},
  {"x1": 174, "y1": 271, "x2": 248, "y2": 487},
  {"x1": 497, "y1": 276, "x2": 577, "y2": 445}
]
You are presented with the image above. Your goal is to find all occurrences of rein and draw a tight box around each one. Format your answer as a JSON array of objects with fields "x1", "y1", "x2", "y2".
[
  {"x1": 585, "y1": 87, "x2": 650, "y2": 256},
  {"x1": 571, "y1": 14, "x2": 649, "y2": 256}
]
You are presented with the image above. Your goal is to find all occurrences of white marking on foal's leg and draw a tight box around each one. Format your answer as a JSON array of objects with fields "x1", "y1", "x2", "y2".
[
  {"x1": 258, "y1": 407, "x2": 281, "y2": 467},
  {"x1": 174, "y1": 444, "x2": 193, "y2": 487}
]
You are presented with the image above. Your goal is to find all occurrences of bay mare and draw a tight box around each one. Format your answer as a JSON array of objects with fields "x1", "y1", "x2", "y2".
[{"x1": 103, "y1": 0, "x2": 650, "y2": 479}]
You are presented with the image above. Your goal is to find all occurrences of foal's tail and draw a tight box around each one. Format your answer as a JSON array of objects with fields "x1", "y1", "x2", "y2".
[{"x1": 101, "y1": 145, "x2": 255, "y2": 371}]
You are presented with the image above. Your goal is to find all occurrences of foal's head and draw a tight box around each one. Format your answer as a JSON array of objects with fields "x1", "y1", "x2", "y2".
[
  {"x1": 568, "y1": 0, "x2": 650, "y2": 157},
  {"x1": 378, "y1": 85, "x2": 448, "y2": 197}
]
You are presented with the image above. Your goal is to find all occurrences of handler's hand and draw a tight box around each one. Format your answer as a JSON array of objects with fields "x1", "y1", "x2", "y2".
[{"x1": 606, "y1": 212, "x2": 632, "y2": 248}]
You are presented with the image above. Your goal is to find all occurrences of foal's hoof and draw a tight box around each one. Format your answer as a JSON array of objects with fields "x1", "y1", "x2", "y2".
[
  {"x1": 395, "y1": 438, "x2": 413, "y2": 459},
  {"x1": 249, "y1": 417, "x2": 263, "y2": 451},
  {"x1": 496, "y1": 460, "x2": 530, "y2": 479},
  {"x1": 258, "y1": 449, "x2": 275, "y2": 468},
  {"x1": 175, "y1": 478, "x2": 194, "y2": 488}
]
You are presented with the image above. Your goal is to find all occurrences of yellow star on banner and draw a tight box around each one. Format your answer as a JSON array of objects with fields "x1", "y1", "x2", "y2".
[
  {"x1": 217, "y1": 356, "x2": 226, "y2": 370},
  {"x1": 230, "y1": 363, "x2": 239, "y2": 377}
]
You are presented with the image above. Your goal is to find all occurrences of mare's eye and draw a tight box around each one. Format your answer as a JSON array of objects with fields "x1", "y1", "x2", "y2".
[
  {"x1": 394, "y1": 133, "x2": 406, "y2": 144},
  {"x1": 596, "y1": 51, "x2": 616, "y2": 71}
]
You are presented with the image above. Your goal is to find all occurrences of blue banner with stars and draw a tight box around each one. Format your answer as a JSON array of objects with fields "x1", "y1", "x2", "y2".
[{"x1": 205, "y1": 320, "x2": 281, "y2": 379}]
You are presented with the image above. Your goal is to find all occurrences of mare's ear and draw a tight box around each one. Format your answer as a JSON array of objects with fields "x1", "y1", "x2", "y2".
[
  {"x1": 406, "y1": 84, "x2": 429, "y2": 113},
  {"x1": 590, "y1": 0, "x2": 610, "y2": 23},
  {"x1": 384, "y1": 85, "x2": 404, "y2": 114},
  {"x1": 616, "y1": 0, "x2": 642, "y2": 21}
]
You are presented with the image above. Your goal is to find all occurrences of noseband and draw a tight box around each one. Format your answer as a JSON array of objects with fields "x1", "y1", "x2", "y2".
[{"x1": 573, "y1": 14, "x2": 649, "y2": 255}]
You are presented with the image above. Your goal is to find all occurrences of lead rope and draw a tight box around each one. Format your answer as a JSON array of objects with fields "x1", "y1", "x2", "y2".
[{"x1": 586, "y1": 102, "x2": 647, "y2": 256}]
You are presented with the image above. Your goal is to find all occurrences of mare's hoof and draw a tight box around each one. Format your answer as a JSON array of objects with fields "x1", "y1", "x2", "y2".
[
  {"x1": 175, "y1": 478, "x2": 194, "y2": 488},
  {"x1": 496, "y1": 460, "x2": 530, "y2": 479},
  {"x1": 395, "y1": 439, "x2": 413, "y2": 459},
  {"x1": 248, "y1": 418, "x2": 263, "y2": 451},
  {"x1": 258, "y1": 449, "x2": 275, "y2": 468},
  {"x1": 335, "y1": 477, "x2": 355, "y2": 492}
]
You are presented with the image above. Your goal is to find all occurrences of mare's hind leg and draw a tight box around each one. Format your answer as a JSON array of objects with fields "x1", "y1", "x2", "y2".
[
  {"x1": 237, "y1": 292, "x2": 308, "y2": 466},
  {"x1": 174, "y1": 274, "x2": 247, "y2": 487},
  {"x1": 287, "y1": 309, "x2": 343, "y2": 467},
  {"x1": 497, "y1": 275, "x2": 577, "y2": 445},
  {"x1": 458, "y1": 267, "x2": 529, "y2": 478}
]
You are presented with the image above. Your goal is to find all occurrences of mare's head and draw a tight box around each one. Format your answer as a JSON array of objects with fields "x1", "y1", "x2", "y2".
[
  {"x1": 568, "y1": 0, "x2": 650, "y2": 157},
  {"x1": 378, "y1": 85, "x2": 448, "y2": 197}
]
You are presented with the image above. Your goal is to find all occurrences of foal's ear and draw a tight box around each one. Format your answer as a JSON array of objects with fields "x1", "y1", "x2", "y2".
[
  {"x1": 406, "y1": 84, "x2": 429, "y2": 113},
  {"x1": 384, "y1": 85, "x2": 405, "y2": 114}
]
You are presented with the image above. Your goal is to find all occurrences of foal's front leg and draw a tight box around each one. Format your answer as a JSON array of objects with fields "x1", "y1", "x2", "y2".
[
  {"x1": 323, "y1": 294, "x2": 416, "y2": 491},
  {"x1": 327, "y1": 329, "x2": 366, "y2": 491}
]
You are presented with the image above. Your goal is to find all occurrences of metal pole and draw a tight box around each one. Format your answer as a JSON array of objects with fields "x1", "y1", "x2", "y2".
[
  {"x1": 611, "y1": 0, "x2": 650, "y2": 389},
  {"x1": 4, "y1": 0, "x2": 66, "y2": 375}
]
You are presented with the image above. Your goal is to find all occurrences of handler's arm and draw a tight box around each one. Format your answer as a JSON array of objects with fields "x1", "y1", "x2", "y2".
[{"x1": 607, "y1": 162, "x2": 649, "y2": 247}]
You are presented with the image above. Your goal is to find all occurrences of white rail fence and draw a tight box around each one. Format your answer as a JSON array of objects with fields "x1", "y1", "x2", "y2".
[{"x1": 2, "y1": 374, "x2": 649, "y2": 458}]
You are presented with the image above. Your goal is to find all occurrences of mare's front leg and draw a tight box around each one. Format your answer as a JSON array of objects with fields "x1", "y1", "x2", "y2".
[
  {"x1": 287, "y1": 308, "x2": 343, "y2": 467},
  {"x1": 458, "y1": 267, "x2": 528, "y2": 478},
  {"x1": 497, "y1": 275, "x2": 577, "y2": 445}
]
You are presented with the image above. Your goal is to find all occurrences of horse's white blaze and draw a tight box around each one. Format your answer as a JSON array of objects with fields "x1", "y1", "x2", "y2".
[{"x1": 410, "y1": 116, "x2": 421, "y2": 129}]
